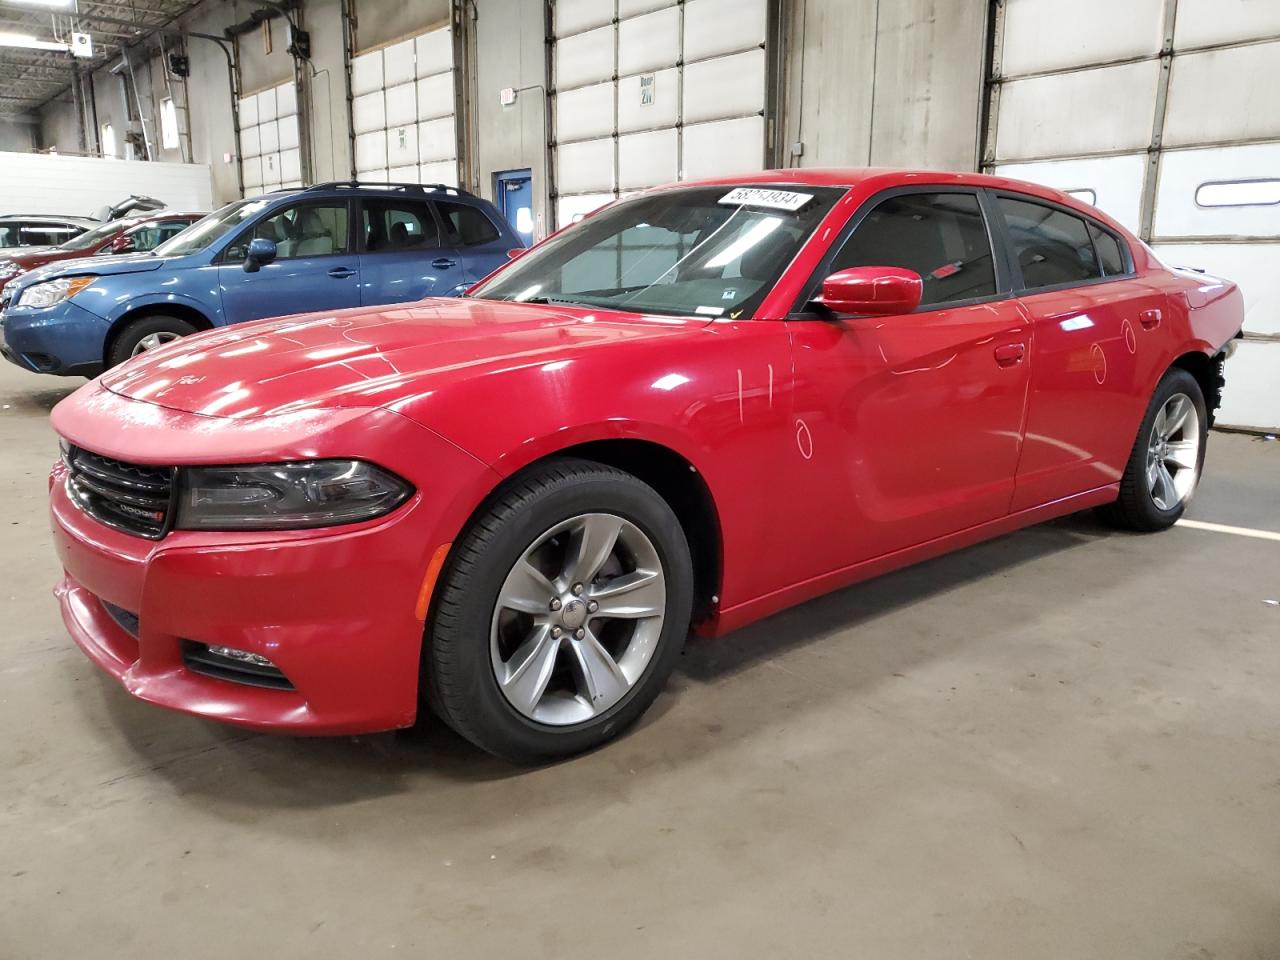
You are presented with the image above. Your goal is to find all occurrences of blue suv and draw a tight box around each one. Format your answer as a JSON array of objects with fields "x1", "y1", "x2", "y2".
[{"x1": 0, "y1": 182, "x2": 523, "y2": 376}]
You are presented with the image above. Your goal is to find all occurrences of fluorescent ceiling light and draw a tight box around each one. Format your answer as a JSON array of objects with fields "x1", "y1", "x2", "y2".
[
  {"x1": 0, "y1": 31, "x2": 71, "y2": 52},
  {"x1": 3, "y1": 0, "x2": 76, "y2": 8}
]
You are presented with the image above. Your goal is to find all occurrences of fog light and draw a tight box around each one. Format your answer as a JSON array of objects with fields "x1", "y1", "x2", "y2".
[{"x1": 208, "y1": 645, "x2": 277, "y2": 668}]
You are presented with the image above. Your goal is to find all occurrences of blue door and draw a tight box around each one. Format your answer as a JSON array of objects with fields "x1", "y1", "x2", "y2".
[
  {"x1": 357, "y1": 197, "x2": 469, "y2": 305},
  {"x1": 495, "y1": 169, "x2": 534, "y2": 247},
  {"x1": 218, "y1": 200, "x2": 361, "y2": 325}
]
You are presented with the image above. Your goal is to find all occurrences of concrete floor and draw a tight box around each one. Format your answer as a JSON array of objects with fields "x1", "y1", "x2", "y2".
[{"x1": 1, "y1": 359, "x2": 1278, "y2": 960}]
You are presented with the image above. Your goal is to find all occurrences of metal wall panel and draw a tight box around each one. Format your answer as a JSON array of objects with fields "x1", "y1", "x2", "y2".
[
  {"x1": 550, "y1": 0, "x2": 768, "y2": 225},
  {"x1": 556, "y1": 25, "x2": 616, "y2": 90},
  {"x1": 557, "y1": 82, "x2": 615, "y2": 143},
  {"x1": 683, "y1": 116, "x2": 765, "y2": 178},
  {"x1": 1174, "y1": 0, "x2": 1280, "y2": 48},
  {"x1": 618, "y1": 6, "x2": 680, "y2": 76},
  {"x1": 416, "y1": 74, "x2": 455, "y2": 121},
  {"x1": 684, "y1": 0, "x2": 766, "y2": 61},
  {"x1": 237, "y1": 82, "x2": 297, "y2": 198},
  {"x1": 1163, "y1": 42, "x2": 1280, "y2": 147},
  {"x1": 557, "y1": 193, "x2": 615, "y2": 226},
  {"x1": 1000, "y1": 0, "x2": 1163, "y2": 77},
  {"x1": 618, "y1": 67, "x2": 679, "y2": 132},
  {"x1": 416, "y1": 28, "x2": 454, "y2": 75},
  {"x1": 619, "y1": 128, "x2": 679, "y2": 189},
  {"x1": 558, "y1": 137, "x2": 616, "y2": 194},
  {"x1": 1153, "y1": 143, "x2": 1280, "y2": 239},
  {"x1": 419, "y1": 117, "x2": 457, "y2": 163},
  {"x1": 683, "y1": 49, "x2": 766, "y2": 124},
  {"x1": 352, "y1": 26, "x2": 458, "y2": 184},
  {"x1": 995, "y1": 61, "x2": 1160, "y2": 161},
  {"x1": 556, "y1": 0, "x2": 614, "y2": 36},
  {"x1": 1213, "y1": 341, "x2": 1280, "y2": 431},
  {"x1": 1155, "y1": 241, "x2": 1280, "y2": 336},
  {"x1": 994, "y1": 154, "x2": 1147, "y2": 233},
  {"x1": 619, "y1": 0, "x2": 676, "y2": 14}
]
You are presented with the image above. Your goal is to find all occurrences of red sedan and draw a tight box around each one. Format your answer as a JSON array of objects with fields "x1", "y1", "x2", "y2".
[
  {"x1": 0, "y1": 211, "x2": 205, "y2": 297},
  {"x1": 46, "y1": 169, "x2": 1242, "y2": 761}
]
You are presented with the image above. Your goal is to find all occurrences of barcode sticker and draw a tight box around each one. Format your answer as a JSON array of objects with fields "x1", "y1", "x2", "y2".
[{"x1": 718, "y1": 187, "x2": 813, "y2": 212}]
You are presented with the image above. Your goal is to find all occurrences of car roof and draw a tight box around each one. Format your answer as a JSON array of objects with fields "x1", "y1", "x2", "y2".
[
  {"x1": 262, "y1": 182, "x2": 491, "y2": 205},
  {"x1": 0, "y1": 214, "x2": 98, "y2": 225},
  {"x1": 653, "y1": 167, "x2": 1131, "y2": 237}
]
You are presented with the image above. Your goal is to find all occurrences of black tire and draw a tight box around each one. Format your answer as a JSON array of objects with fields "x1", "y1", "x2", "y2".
[
  {"x1": 1098, "y1": 367, "x2": 1207, "y2": 532},
  {"x1": 106, "y1": 314, "x2": 199, "y2": 369},
  {"x1": 424, "y1": 458, "x2": 694, "y2": 763}
]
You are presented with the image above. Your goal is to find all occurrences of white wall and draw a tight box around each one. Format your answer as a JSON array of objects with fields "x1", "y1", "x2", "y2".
[{"x1": 0, "y1": 152, "x2": 214, "y2": 217}]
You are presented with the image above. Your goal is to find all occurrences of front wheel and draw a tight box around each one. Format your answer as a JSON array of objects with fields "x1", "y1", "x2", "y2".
[
  {"x1": 1099, "y1": 367, "x2": 1207, "y2": 531},
  {"x1": 424, "y1": 459, "x2": 694, "y2": 762},
  {"x1": 106, "y1": 314, "x2": 198, "y2": 369}
]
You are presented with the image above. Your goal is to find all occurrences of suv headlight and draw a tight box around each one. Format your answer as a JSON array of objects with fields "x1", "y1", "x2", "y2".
[
  {"x1": 174, "y1": 460, "x2": 413, "y2": 531},
  {"x1": 17, "y1": 275, "x2": 96, "y2": 309}
]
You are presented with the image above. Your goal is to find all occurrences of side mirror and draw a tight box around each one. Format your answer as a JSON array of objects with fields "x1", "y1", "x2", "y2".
[
  {"x1": 243, "y1": 237, "x2": 277, "y2": 273},
  {"x1": 110, "y1": 236, "x2": 136, "y2": 254},
  {"x1": 507, "y1": 248, "x2": 526, "y2": 260},
  {"x1": 815, "y1": 266, "x2": 922, "y2": 317}
]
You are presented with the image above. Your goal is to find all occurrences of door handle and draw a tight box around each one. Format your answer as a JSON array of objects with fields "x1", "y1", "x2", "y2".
[
  {"x1": 994, "y1": 343, "x2": 1026, "y2": 366},
  {"x1": 328, "y1": 266, "x2": 356, "y2": 279},
  {"x1": 1139, "y1": 308, "x2": 1162, "y2": 329},
  {"x1": 431, "y1": 257, "x2": 457, "y2": 269}
]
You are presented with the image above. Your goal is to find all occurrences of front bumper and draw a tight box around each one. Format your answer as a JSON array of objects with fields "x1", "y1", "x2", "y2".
[
  {"x1": 0, "y1": 299, "x2": 106, "y2": 376},
  {"x1": 47, "y1": 391, "x2": 499, "y2": 735}
]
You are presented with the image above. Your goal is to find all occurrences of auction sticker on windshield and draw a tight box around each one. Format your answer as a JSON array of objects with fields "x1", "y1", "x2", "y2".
[{"x1": 718, "y1": 188, "x2": 813, "y2": 212}]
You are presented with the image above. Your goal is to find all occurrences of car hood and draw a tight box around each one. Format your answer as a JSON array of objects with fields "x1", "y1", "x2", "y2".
[
  {"x1": 1, "y1": 245, "x2": 57, "y2": 262},
  {"x1": 19, "y1": 252, "x2": 167, "y2": 285},
  {"x1": 101, "y1": 297, "x2": 713, "y2": 419},
  {"x1": 3, "y1": 246, "x2": 97, "y2": 271}
]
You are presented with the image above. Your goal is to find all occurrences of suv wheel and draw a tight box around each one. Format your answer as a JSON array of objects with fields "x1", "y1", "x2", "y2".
[{"x1": 107, "y1": 314, "x2": 198, "y2": 368}]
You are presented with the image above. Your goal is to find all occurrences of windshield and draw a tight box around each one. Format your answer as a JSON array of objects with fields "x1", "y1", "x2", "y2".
[
  {"x1": 469, "y1": 185, "x2": 844, "y2": 319},
  {"x1": 59, "y1": 218, "x2": 138, "y2": 252},
  {"x1": 153, "y1": 198, "x2": 273, "y2": 258}
]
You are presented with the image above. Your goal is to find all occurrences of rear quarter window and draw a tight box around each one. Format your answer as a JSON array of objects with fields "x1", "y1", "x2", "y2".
[
  {"x1": 437, "y1": 201, "x2": 501, "y2": 246},
  {"x1": 998, "y1": 197, "x2": 1101, "y2": 289}
]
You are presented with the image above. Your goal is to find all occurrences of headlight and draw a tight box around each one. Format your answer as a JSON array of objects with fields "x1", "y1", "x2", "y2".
[
  {"x1": 174, "y1": 460, "x2": 413, "y2": 531},
  {"x1": 0, "y1": 261, "x2": 22, "y2": 279},
  {"x1": 16, "y1": 275, "x2": 96, "y2": 309}
]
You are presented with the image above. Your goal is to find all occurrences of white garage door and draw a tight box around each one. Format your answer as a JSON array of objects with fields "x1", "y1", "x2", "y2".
[
  {"x1": 986, "y1": 0, "x2": 1280, "y2": 430},
  {"x1": 351, "y1": 26, "x2": 459, "y2": 187},
  {"x1": 550, "y1": 0, "x2": 770, "y2": 227},
  {"x1": 238, "y1": 81, "x2": 302, "y2": 197}
]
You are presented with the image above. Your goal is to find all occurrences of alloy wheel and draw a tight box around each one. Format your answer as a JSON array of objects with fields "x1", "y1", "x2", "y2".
[
  {"x1": 131, "y1": 331, "x2": 182, "y2": 356},
  {"x1": 489, "y1": 512, "x2": 667, "y2": 726},
  {"x1": 1146, "y1": 392, "x2": 1201, "y2": 510}
]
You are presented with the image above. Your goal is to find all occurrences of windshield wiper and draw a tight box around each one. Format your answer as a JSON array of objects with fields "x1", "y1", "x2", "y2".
[{"x1": 511, "y1": 296, "x2": 585, "y2": 306}]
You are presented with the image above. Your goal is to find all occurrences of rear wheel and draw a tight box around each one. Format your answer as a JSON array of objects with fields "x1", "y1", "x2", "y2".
[
  {"x1": 1099, "y1": 367, "x2": 1207, "y2": 531},
  {"x1": 425, "y1": 459, "x2": 693, "y2": 762},
  {"x1": 106, "y1": 314, "x2": 198, "y2": 368}
]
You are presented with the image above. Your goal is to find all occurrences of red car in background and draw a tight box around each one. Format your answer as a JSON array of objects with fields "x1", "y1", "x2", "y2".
[
  {"x1": 0, "y1": 211, "x2": 205, "y2": 297},
  {"x1": 45, "y1": 169, "x2": 1242, "y2": 762}
]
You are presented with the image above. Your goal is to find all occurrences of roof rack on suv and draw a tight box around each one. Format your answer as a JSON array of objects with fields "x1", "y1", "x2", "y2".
[{"x1": 303, "y1": 181, "x2": 476, "y2": 199}]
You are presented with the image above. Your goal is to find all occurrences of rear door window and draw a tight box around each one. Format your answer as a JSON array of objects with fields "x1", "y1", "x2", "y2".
[
  {"x1": 998, "y1": 197, "x2": 1102, "y2": 289},
  {"x1": 830, "y1": 191, "x2": 998, "y2": 306},
  {"x1": 361, "y1": 200, "x2": 443, "y2": 252}
]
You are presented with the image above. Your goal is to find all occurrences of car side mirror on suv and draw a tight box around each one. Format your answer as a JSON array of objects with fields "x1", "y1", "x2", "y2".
[
  {"x1": 815, "y1": 266, "x2": 923, "y2": 317},
  {"x1": 110, "y1": 235, "x2": 137, "y2": 254},
  {"x1": 243, "y1": 238, "x2": 278, "y2": 273}
]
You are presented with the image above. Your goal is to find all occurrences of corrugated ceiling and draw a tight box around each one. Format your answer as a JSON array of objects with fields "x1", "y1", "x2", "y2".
[{"x1": 0, "y1": 0, "x2": 206, "y2": 120}]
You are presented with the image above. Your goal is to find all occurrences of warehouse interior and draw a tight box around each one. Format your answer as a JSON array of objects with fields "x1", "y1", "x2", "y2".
[{"x1": 1, "y1": 0, "x2": 1278, "y2": 956}]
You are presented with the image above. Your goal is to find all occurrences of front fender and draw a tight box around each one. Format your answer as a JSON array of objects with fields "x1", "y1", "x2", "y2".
[{"x1": 102, "y1": 290, "x2": 217, "y2": 326}]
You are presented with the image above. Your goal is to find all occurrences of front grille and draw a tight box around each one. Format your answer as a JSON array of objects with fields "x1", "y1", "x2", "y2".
[
  {"x1": 181, "y1": 641, "x2": 295, "y2": 690},
  {"x1": 65, "y1": 446, "x2": 175, "y2": 539}
]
